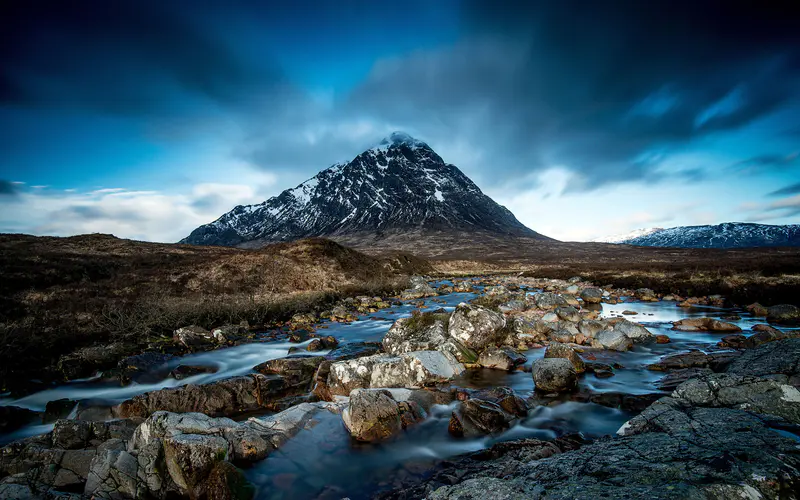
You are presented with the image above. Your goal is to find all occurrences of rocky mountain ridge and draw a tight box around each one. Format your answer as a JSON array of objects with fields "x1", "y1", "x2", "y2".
[{"x1": 607, "y1": 222, "x2": 800, "y2": 248}]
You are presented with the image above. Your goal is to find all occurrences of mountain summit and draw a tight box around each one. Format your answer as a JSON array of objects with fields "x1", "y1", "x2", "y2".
[{"x1": 181, "y1": 132, "x2": 546, "y2": 246}]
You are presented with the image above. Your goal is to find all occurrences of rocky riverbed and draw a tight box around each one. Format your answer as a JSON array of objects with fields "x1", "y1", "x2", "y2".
[{"x1": 1, "y1": 275, "x2": 799, "y2": 499}]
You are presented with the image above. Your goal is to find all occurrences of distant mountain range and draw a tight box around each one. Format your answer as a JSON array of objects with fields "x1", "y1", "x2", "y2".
[
  {"x1": 602, "y1": 223, "x2": 800, "y2": 248},
  {"x1": 593, "y1": 227, "x2": 665, "y2": 244},
  {"x1": 181, "y1": 132, "x2": 548, "y2": 247}
]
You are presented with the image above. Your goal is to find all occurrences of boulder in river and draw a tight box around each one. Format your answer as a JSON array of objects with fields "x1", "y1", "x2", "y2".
[
  {"x1": 725, "y1": 337, "x2": 800, "y2": 385},
  {"x1": 448, "y1": 399, "x2": 514, "y2": 437},
  {"x1": 253, "y1": 355, "x2": 325, "y2": 389},
  {"x1": 579, "y1": 287, "x2": 603, "y2": 304},
  {"x1": 117, "y1": 352, "x2": 177, "y2": 385},
  {"x1": 555, "y1": 306, "x2": 581, "y2": 323},
  {"x1": 327, "y1": 351, "x2": 465, "y2": 396},
  {"x1": 609, "y1": 318, "x2": 654, "y2": 343},
  {"x1": 672, "y1": 317, "x2": 741, "y2": 332},
  {"x1": 532, "y1": 358, "x2": 577, "y2": 393},
  {"x1": 767, "y1": 304, "x2": 800, "y2": 324},
  {"x1": 477, "y1": 347, "x2": 527, "y2": 371},
  {"x1": 533, "y1": 292, "x2": 568, "y2": 310},
  {"x1": 447, "y1": 303, "x2": 506, "y2": 352},
  {"x1": 173, "y1": 326, "x2": 216, "y2": 349},
  {"x1": 544, "y1": 343, "x2": 585, "y2": 373},
  {"x1": 342, "y1": 388, "x2": 425, "y2": 442},
  {"x1": 383, "y1": 312, "x2": 477, "y2": 363},
  {"x1": 634, "y1": 288, "x2": 658, "y2": 301},
  {"x1": 591, "y1": 329, "x2": 633, "y2": 351}
]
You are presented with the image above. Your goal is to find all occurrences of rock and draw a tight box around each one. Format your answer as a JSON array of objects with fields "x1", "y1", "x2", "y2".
[
  {"x1": 327, "y1": 351, "x2": 465, "y2": 396},
  {"x1": 484, "y1": 285, "x2": 510, "y2": 296},
  {"x1": 591, "y1": 329, "x2": 633, "y2": 351},
  {"x1": 671, "y1": 373, "x2": 800, "y2": 424},
  {"x1": 162, "y1": 433, "x2": 230, "y2": 496},
  {"x1": 0, "y1": 405, "x2": 38, "y2": 434},
  {"x1": 401, "y1": 277, "x2": 437, "y2": 300},
  {"x1": 767, "y1": 304, "x2": 800, "y2": 324},
  {"x1": 498, "y1": 300, "x2": 527, "y2": 313},
  {"x1": 342, "y1": 388, "x2": 424, "y2": 442},
  {"x1": 622, "y1": 310, "x2": 637, "y2": 315},
  {"x1": 554, "y1": 306, "x2": 580, "y2": 323},
  {"x1": 202, "y1": 460, "x2": 255, "y2": 500},
  {"x1": 585, "y1": 362, "x2": 615, "y2": 378},
  {"x1": 210, "y1": 324, "x2": 248, "y2": 344},
  {"x1": 246, "y1": 401, "x2": 347, "y2": 450},
  {"x1": 117, "y1": 352, "x2": 176, "y2": 384},
  {"x1": 725, "y1": 338, "x2": 800, "y2": 384},
  {"x1": 170, "y1": 364, "x2": 218, "y2": 380},
  {"x1": 383, "y1": 314, "x2": 477, "y2": 363},
  {"x1": 306, "y1": 335, "x2": 338, "y2": 351},
  {"x1": 655, "y1": 334, "x2": 670, "y2": 344},
  {"x1": 746, "y1": 302, "x2": 769, "y2": 317},
  {"x1": 532, "y1": 358, "x2": 577, "y2": 393},
  {"x1": 634, "y1": 288, "x2": 658, "y2": 301},
  {"x1": 477, "y1": 347, "x2": 527, "y2": 371},
  {"x1": 577, "y1": 319, "x2": 605, "y2": 339},
  {"x1": 648, "y1": 350, "x2": 740, "y2": 372},
  {"x1": 116, "y1": 374, "x2": 292, "y2": 418},
  {"x1": 173, "y1": 326, "x2": 215, "y2": 349},
  {"x1": 565, "y1": 285, "x2": 580, "y2": 294},
  {"x1": 325, "y1": 341, "x2": 383, "y2": 361},
  {"x1": 84, "y1": 449, "x2": 141, "y2": 499},
  {"x1": 253, "y1": 355, "x2": 325, "y2": 389},
  {"x1": 544, "y1": 343, "x2": 585, "y2": 373},
  {"x1": 533, "y1": 292, "x2": 568, "y2": 310},
  {"x1": 610, "y1": 318, "x2": 654, "y2": 343},
  {"x1": 579, "y1": 287, "x2": 603, "y2": 304},
  {"x1": 656, "y1": 368, "x2": 713, "y2": 391},
  {"x1": 57, "y1": 342, "x2": 131, "y2": 380},
  {"x1": 44, "y1": 399, "x2": 78, "y2": 423},
  {"x1": 447, "y1": 303, "x2": 506, "y2": 352},
  {"x1": 449, "y1": 399, "x2": 513, "y2": 437},
  {"x1": 671, "y1": 317, "x2": 741, "y2": 332}
]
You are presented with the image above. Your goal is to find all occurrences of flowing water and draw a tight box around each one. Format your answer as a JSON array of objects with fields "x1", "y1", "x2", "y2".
[{"x1": 0, "y1": 281, "x2": 785, "y2": 499}]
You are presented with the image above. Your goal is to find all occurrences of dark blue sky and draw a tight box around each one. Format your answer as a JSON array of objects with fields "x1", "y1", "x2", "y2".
[{"x1": 1, "y1": 0, "x2": 799, "y2": 241}]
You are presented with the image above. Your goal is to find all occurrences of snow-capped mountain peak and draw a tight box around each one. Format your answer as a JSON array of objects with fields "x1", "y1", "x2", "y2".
[
  {"x1": 604, "y1": 222, "x2": 800, "y2": 248},
  {"x1": 594, "y1": 227, "x2": 664, "y2": 243},
  {"x1": 181, "y1": 132, "x2": 546, "y2": 246}
]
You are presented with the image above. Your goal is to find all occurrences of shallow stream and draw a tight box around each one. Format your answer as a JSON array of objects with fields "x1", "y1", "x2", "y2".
[{"x1": 0, "y1": 280, "x2": 781, "y2": 499}]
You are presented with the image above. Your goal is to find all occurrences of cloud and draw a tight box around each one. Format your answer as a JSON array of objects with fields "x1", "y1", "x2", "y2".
[
  {"x1": 0, "y1": 183, "x2": 264, "y2": 242},
  {"x1": 0, "y1": 180, "x2": 19, "y2": 196},
  {"x1": 731, "y1": 152, "x2": 799, "y2": 174},
  {"x1": 769, "y1": 181, "x2": 800, "y2": 197}
]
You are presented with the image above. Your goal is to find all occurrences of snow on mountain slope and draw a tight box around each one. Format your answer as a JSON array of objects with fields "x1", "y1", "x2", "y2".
[
  {"x1": 612, "y1": 222, "x2": 800, "y2": 248},
  {"x1": 594, "y1": 227, "x2": 665, "y2": 243},
  {"x1": 181, "y1": 132, "x2": 546, "y2": 246}
]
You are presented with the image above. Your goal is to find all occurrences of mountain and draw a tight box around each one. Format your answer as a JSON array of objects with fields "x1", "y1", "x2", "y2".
[
  {"x1": 181, "y1": 132, "x2": 547, "y2": 247},
  {"x1": 610, "y1": 222, "x2": 800, "y2": 248},
  {"x1": 593, "y1": 227, "x2": 664, "y2": 243}
]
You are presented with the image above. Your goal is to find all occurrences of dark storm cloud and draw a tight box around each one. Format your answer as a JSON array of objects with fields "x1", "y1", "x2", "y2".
[
  {"x1": 0, "y1": 0, "x2": 283, "y2": 115},
  {"x1": 348, "y1": 0, "x2": 800, "y2": 189},
  {"x1": 769, "y1": 182, "x2": 800, "y2": 197}
]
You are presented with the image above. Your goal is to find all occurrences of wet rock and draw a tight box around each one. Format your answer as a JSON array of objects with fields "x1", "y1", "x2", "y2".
[
  {"x1": 544, "y1": 343, "x2": 585, "y2": 373},
  {"x1": 533, "y1": 292, "x2": 568, "y2": 310},
  {"x1": 591, "y1": 329, "x2": 633, "y2": 351},
  {"x1": 586, "y1": 392, "x2": 662, "y2": 413},
  {"x1": 497, "y1": 300, "x2": 527, "y2": 313},
  {"x1": 173, "y1": 326, "x2": 215, "y2": 349},
  {"x1": 253, "y1": 355, "x2": 325, "y2": 389},
  {"x1": 117, "y1": 352, "x2": 176, "y2": 384},
  {"x1": 44, "y1": 399, "x2": 78, "y2": 423},
  {"x1": 342, "y1": 388, "x2": 424, "y2": 442},
  {"x1": 116, "y1": 374, "x2": 291, "y2": 418},
  {"x1": 656, "y1": 368, "x2": 713, "y2": 392},
  {"x1": 477, "y1": 347, "x2": 527, "y2": 371},
  {"x1": 577, "y1": 319, "x2": 605, "y2": 339},
  {"x1": 170, "y1": 364, "x2": 218, "y2": 380},
  {"x1": 767, "y1": 304, "x2": 800, "y2": 324},
  {"x1": 211, "y1": 324, "x2": 249, "y2": 344},
  {"x1": 325, "y1": 341, "x2": 383, "y2": 361},
  {"x1": 401, "y1": 277, "x2": 438, "y2": 300},
  {"x1": 622, "y1": 310, "x2": 637, "y2": 315},
  {"x1": 57, "y1": 342, "x2": 131, "y2": 380},
  {"x1": 84, "y1": 449, "x2": 141, "y2": 499},
  {"x1": 202, "y1": 460, "x2": 255, "y2": 500},
  {"x1": 246, "y1": 401, "x2": 347, "y2": 450},
  {"x1": 579, "y1": 287, "x2": 603, "y2": 304},
  {"x1": 554, "y1": 306, "x2": 580, "y2": 323},
  {"x1": 453, "y1": 281, "x2": 474, "y2": 293},
  {"x1": 610, "y1": 318, "x2": 654, "y2": 343},
  {"x1": 746, "y1": 302, "x2": 769, "y2": 317},
  {"x1": 634, "y1": 288, "x2": 658, "y2": 301},
  {"x1": 672, "y1": 317, "x2": 741, "y2": 332},
  {"x1": 447, "y1": 303, "x2": 506, "y2": 351},
  {"x1": 648, "y1": 350, "x2": 740, "y2": 372},
  {"x1": 306, "y1": 335, "x2": 338, "y2": 351},
  {"x1": 449, "y1": 399, "x2": 513, "y2": 437},
  {"x1": 50, "y1": 418, "x2": 140, "y2": 450},
  {"x1": 383, "y1": 314, "x2": 477, "y2": 363},
  {"x1": 532, "y1": 358, "x2": 577, "y2": 393},
  {"x1": 671, "y1": 373, "x2": 800, "y2": 424},
  {"x1": 484, "y1": 285, "x2": 510, "y2": 296},
  {"x1": 585, "y1": 362, "x2": 615, "y2": 378},
  {"x1": 726, "y1": 338, "x2": 800, "y2": 384},
  {"x1": 0, "y1": 405, "x2": 38, "y2": 434},
  {"x1": 655, "y1": 334, "x2": 670, "y2": 344},
  {"x1": 327, "y1": 351, "x2": 465, "y2": 396}
]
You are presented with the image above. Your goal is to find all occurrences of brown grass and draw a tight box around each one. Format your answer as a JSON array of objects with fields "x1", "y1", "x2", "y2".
[{"x1": 0, "y1": 234, "x2": 427, "y2": 392}]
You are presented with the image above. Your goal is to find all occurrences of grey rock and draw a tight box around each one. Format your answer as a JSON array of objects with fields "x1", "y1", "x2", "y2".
[
  {"x1": 477, "y1": 347, "x2": 527, "y2": 371},
  {"x1": 544, "y1": 343, "x2": 585, "y2": 373},
  {"x1": 591, "y1": 329, "x2": 633, "y2": 351},
  {"x1": 342, "y1": 388, "x2": 424, "y2": 442},
  {"x1": 532, "y1": 358, "x2": 577, "y2": 393},
  {"x1": 767, "y1": 304, "x2": 800, "y2": 324},
  {"x1": 173, "y1": 325, "x2": 215, "y2": 349},
  {"x1": 448, "y1": 303, "x2": 506, "y2": 351},
  {"x1": 579, "y1": 287, "x2": 603, "y2": 304}
]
